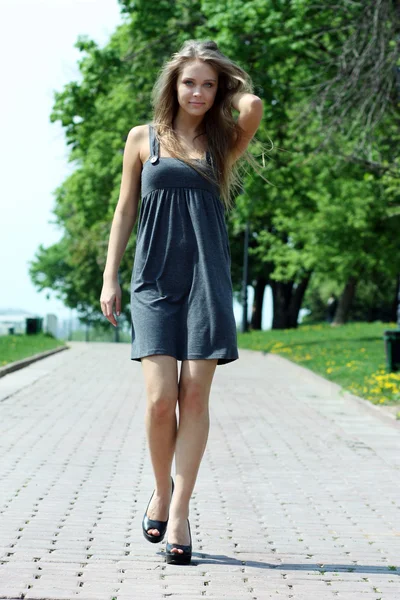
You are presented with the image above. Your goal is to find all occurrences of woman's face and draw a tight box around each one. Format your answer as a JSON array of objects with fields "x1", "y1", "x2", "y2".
[{"x1": 176, "y1": 60, "x2": 218, "y2": 115}]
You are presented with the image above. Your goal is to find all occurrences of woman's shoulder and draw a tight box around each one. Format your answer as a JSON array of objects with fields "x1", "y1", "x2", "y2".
[
  {"x1": 127, "y1": 123, "x2": 152, "y2": 166},
  {"x1": 127, "y1": 123, "x2": 149, "y2": 148}
]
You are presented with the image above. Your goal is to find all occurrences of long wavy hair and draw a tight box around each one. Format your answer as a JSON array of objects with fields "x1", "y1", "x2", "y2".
[{"x1": 150, "y1": 39, "x2": 268, "y2": 211}]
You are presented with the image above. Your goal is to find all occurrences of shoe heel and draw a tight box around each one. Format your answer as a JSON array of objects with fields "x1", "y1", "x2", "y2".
[{"x1": 165, "y1": 550, "x2": 192, "y2": 565}]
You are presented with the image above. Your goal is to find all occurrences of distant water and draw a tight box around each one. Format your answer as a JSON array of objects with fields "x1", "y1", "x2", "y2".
[
  {"x1": 233, "y1": 285, "x2": 308, "y2": 330},
  {"x1": 233, "y1": 285, "x2": 273, "y2": 330}
]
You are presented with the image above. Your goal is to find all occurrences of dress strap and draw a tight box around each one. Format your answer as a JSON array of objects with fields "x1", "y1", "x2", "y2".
[
  {"x1": 149, "y1": 123, "x2": 212, "y2": 166},
  {"x1": 148, "y1": 123, "x2": 159, "y2": 164}
]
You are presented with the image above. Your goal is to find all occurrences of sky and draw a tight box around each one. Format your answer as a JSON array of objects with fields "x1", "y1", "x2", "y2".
[
  {"x1": 0, "y1": 0, "x2": 125, "y2": 320},
  {"x1": 0, "y1": 0, "x2": 273, "y2": 328}
]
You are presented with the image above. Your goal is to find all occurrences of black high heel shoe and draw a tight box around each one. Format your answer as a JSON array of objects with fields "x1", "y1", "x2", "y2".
[
  {"x1": 165, "y1": 518, "x2": 192, "y2": 565},
  {"x1": 142, "y1": 476, "x2": 174, "y2": 544}
]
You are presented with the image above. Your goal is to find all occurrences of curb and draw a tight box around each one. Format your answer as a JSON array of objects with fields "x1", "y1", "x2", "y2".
[
  {"x1": 0, "y1": 344, "x2": 70, "y2": 379},
  {"x1": 260, "y1": 350, "x2": 400, "y2": 429}
]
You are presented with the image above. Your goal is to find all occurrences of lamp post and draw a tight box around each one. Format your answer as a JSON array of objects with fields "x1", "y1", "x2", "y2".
[
  {"x1": 241, "y1": 219, "x2": 250, "y2": 333},
  {"x1": 397, "y1": 275, "x2": 400, "y2": 327}
]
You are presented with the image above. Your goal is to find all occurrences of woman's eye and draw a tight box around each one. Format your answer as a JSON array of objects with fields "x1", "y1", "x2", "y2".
[{"x1": 183, "y1": 81, "x2": 213, "y2": 87}]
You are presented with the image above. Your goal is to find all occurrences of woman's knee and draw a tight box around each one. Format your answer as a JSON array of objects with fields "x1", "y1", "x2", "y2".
[
  {"x1": 177, "y1": 359, "x2": 217, "y2": 416},
  {"x1": 178, "y1": 382, "x2": 209, "y2": 416},
  {"x1": 141, "y1": 355, "x2": 179, "y2": 421},
  {"x1": 147, "y1": 393, "x2": 177, "y2": 422}
]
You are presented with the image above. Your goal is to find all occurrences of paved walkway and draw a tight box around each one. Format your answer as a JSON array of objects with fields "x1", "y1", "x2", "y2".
[{"x1": 0, "y1": 342, "x2": 399, "y2": 600}]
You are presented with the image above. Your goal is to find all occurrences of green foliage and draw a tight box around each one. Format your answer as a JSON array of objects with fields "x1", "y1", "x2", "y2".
[{"x1": 303, "y1": 272, "x2": 398, "y2": 324}]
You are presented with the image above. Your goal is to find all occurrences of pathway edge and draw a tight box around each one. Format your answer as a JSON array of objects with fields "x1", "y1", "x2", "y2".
[
  {"x1": 257, "y1": 349, "x2": 400, "y2": 429},
  {"x1": 0, "y1": 344, "x2": 70, "y2": 379}
]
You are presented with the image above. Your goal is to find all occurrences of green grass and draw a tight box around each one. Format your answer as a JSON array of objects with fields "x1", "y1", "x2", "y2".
[
  {"x1": 237, "y1": 321, "x2": 400, "y2": 406},
  {"x1": 0, "y1": 333, "x2": 66, "y2": 367}
]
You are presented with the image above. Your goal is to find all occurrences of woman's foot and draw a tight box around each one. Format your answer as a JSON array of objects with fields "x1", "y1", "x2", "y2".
[
  {"x1": 166, "y1": 517, "x2": 192, "y2": 564},
  {"x1": 146, "y1": 489, "x2": 171, "y2": 536},
  {"x1": 166, "y1": 515, "x2": 191, "y2": 553},
  {"x1": 142, "y1": 477, "x2": 174, "y2": 542}
]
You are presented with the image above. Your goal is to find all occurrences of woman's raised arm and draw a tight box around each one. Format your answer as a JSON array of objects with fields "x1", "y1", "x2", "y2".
[{"x1": 230, "y1": 92, "x2": 263, "y2": 163}]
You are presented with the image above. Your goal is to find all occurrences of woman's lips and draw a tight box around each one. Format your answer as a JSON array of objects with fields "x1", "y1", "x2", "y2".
[{"x1": 190, "y1": 102, "x2": 205, "y2": 105}]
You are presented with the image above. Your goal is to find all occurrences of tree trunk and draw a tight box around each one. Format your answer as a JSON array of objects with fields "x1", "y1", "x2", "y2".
[
  {"x1": 270, "y1": 274, "x2": 312, "y2": 329},
  {"x1": 332, "y1": 275, "x2": 357, "y2": 325},
  {"x1": 270, "y1": 280, "x2": 294, "y2": 329},
  {"x1": 250, "y1": 276, "x2": 268, "y2": 330},
  {"x1": 287, "y1": 274, "x2": 312, "y2": 328}
]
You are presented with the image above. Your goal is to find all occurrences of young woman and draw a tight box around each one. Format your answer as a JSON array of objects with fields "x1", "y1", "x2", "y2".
[{"x1": 100, "y1": 39, "x2": 263, "y2": 565}]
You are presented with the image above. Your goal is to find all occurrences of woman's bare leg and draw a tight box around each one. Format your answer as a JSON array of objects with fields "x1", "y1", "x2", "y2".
[
  {"x1": 141, "y1": 355, "x2": 179, "y2": 536},
  {"x1": 167, "y1": 358, "x2": 218, "y2": 554}
]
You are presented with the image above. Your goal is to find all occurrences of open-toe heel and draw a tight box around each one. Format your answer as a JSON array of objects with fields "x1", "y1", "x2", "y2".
[
  {"x1": 142, "y1": 476, "x2": 174, "y2": 544},
  {"x1": 165, "y1": 518, "x2": 192, "y2": 565}
]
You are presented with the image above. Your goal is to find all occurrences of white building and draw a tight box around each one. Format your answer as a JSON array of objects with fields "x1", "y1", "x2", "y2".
[{"x1": 0, "y1": 309, "x2": 57, "y2": 336}]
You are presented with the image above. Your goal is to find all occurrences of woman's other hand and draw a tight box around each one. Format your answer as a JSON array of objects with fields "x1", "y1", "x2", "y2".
[{"x1": 100, "y1": 277, "x2": 122, "y2": 327}]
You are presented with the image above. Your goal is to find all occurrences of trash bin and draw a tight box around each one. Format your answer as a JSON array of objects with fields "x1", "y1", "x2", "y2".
[
  {"x1": 26, "y1": 317, "x2": 43, "y2": 335},
  {"x1": 383, "y1": 329, "x2": 400, "y2": 372}
]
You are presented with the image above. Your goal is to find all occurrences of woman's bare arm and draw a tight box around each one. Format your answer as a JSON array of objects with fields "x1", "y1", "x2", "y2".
[
  {"x1": 100, "y1": 125, "x2": 144, "y2": 325},
  {"x1": 230, "y1": 92, "x2": 263, "y2": 162}
]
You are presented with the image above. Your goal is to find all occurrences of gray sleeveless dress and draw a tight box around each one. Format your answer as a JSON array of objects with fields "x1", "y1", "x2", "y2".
[{"x1": 130, "y1": 123, "x2": 239, "y2": 365}]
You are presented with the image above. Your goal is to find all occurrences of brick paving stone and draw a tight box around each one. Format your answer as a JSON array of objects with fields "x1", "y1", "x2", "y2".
[{"x1": 0, "y1": 342, "x2": 399, "y2": 599}]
